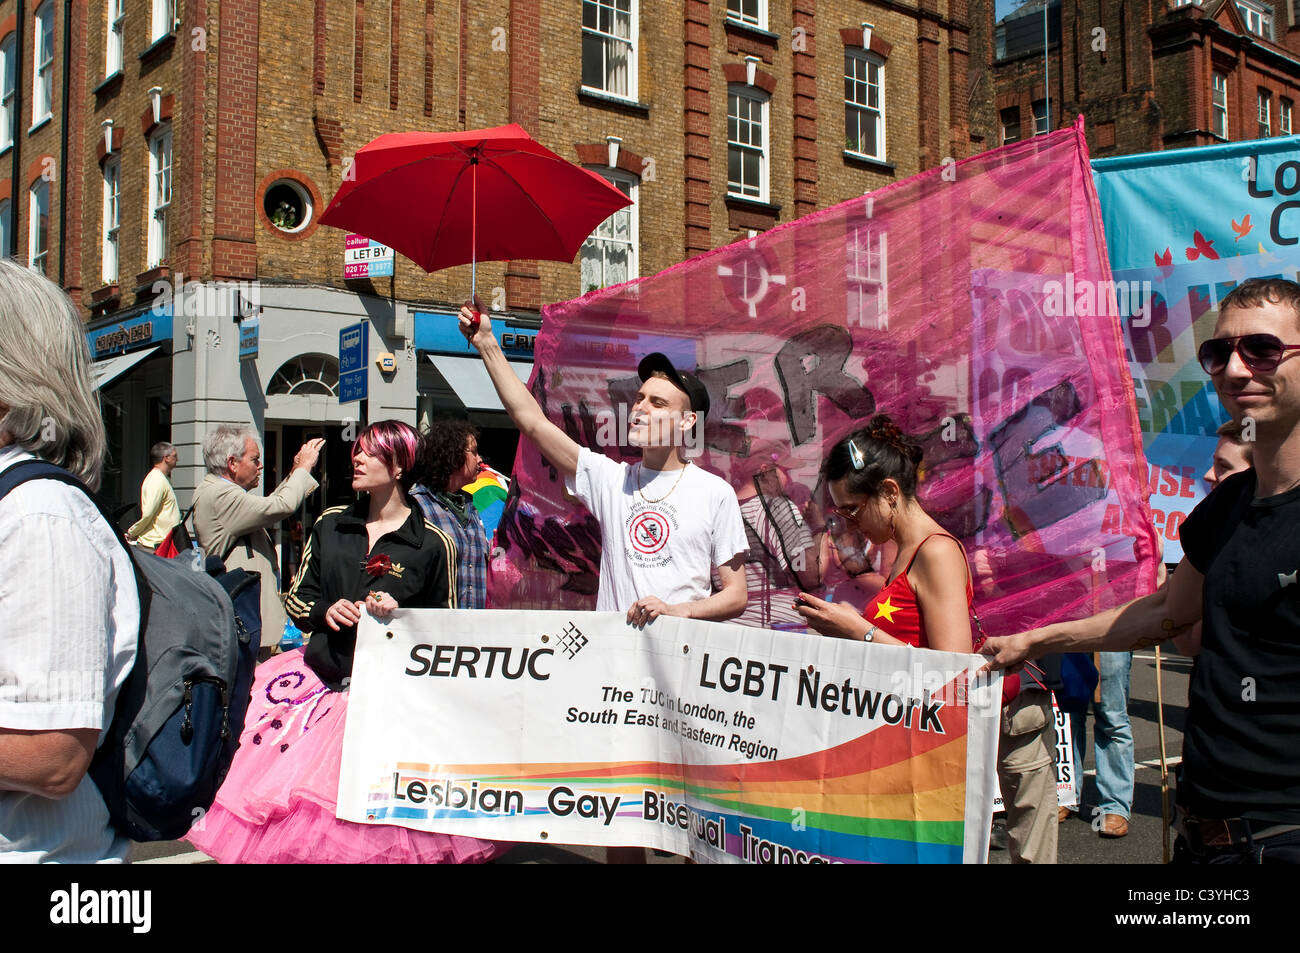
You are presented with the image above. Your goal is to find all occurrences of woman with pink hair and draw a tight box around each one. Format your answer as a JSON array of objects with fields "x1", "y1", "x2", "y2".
[{"x1": 186, "y1": 421, "x2": 508, "y2": 864}]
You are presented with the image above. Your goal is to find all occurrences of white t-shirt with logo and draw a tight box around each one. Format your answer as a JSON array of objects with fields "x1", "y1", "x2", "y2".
[{"x1": 566, "y1": 448, "x2": 748, "y2": 613}]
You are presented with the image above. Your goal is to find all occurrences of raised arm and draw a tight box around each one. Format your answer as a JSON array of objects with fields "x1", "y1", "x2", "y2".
[
  {"x1": 981, "y1": 556, "x2": 1203, "y2": 670},
  {"x1": 460, "y1": 306, "x2": 580, "y2": 481},
  {"x1": 217, "y1": 465, "x2": 319, "y2": 539}
]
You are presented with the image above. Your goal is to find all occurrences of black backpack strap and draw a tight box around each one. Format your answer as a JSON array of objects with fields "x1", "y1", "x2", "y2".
[{"x1": 222, "y1": 533, "x2": 254, "y2": 563}]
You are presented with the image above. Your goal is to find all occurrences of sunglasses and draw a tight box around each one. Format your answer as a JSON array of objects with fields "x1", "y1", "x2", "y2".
[
  {"x1": 830, "y1": 501, "x2": 869, "y2": 522},
  {"x1": 1197, "y1": 333, "x2": 1300, "y2": 375}
]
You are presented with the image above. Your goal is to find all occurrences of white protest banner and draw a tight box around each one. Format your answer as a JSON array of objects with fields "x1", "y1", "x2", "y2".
[
  {"x1": 1053, "y1": 699, "x2": 1079, "y2": 809},
  {"x1": 338, "y1": 609, "x2": 1001, "y2": 863}
]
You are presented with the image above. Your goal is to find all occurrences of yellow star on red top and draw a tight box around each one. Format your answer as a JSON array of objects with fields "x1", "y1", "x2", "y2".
[{"x1": 873, "y1": 596, "x2": 899, "y2": 623}]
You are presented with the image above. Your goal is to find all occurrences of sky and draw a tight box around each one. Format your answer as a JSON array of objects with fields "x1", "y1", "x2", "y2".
[{"x1": 995, "y1": 0, "x2": 1037, "y2": 20}]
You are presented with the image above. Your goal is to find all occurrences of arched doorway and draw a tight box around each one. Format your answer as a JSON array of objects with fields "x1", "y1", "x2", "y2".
[{"x1": 263, "y1": 354, "x2": 354, "y2": 599}]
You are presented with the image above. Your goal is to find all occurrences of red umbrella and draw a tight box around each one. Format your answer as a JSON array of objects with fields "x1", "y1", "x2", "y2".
[{"x1": 319, "y1": 123, "x2": 632, "y2": 303}]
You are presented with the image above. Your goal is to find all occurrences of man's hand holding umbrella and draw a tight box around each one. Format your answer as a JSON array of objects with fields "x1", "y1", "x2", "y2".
[
  {"x1": 458, "y1": 304, "x2": 581, "y2": 480},
  {"x1": 459, "y1": 304, "x2": 493, "y2": 350}
]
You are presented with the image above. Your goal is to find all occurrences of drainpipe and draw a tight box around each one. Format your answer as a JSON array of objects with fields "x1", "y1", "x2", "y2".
[
  {"x1": 58, "y1": 0, "x2": 70, "y2": 285},
  {"x1": 9, "y1": 0, "x2": 23, "y2": 259}
]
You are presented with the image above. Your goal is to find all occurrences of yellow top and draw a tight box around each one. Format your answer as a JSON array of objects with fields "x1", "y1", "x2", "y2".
[{"x1": 127, "y1": 467, "x2": 180, "y2": 548}]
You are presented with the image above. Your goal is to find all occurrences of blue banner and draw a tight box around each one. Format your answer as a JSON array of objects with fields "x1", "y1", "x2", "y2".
[{"x1": 1092, "y1": 135, "x2": 1300, "y2": 561}]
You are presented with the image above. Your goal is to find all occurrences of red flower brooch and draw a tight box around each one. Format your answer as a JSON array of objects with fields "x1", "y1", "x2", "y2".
[{"x1": 364, "y1": 554, "x2": 392, "y2": 577}]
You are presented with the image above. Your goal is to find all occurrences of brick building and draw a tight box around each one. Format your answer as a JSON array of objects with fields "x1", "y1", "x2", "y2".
[
  {"x1": 972, "y1": 0, "x2": 1300, "y2": 158},
  {"x1": 1, "y1": 0, "x2": 982, "y2": 577}
]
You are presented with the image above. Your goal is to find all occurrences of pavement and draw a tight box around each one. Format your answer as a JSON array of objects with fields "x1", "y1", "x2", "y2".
[
  {"x1": 131, "y1": 648, "x2": 1192, "y2": 866},
  {"x1": 990, "y1": 648, "x2": 1192, "y2": 865}
]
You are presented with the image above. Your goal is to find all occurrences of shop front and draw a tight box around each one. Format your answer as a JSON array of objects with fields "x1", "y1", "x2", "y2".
[
  {"x1": 86, "y1": 307, "x2": 174, "y2": 519},
  {"x1": 172, "y1": 283, "x2": 417, "y2": 586},
  {"x1": 413, "y1": 309, "x2": 537, "y2": 474}
]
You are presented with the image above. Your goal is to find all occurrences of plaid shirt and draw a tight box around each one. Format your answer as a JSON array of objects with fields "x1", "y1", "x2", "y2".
[{"x1": 410, "y1": 483, "x2": 488, "y2": 609}]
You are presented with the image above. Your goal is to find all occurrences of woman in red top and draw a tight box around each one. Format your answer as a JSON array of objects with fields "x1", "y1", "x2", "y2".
[{"x1": 795, "y1": 415, "x2": 974, "y2": 653}]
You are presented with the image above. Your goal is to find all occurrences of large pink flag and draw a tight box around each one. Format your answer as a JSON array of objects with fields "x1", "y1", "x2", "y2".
[{"x1": 489, "y1": 120, "x2": 1161, "y2": 636}]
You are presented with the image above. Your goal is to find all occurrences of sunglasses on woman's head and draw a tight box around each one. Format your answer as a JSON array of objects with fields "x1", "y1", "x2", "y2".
[{"x1": 1197, "y1": 333, "x2": 1300, "y2": 375}]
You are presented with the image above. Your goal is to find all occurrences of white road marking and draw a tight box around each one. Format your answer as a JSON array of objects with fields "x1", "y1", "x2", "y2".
[
  {"x1": 135, "y1": 849, "x2": 214, "y2": 865},
  {"x1": 1077, "y1": 756, "x2": 1181, "y2": 777}
]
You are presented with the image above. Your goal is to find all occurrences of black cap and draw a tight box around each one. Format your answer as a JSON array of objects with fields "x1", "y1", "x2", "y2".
[{"x1": 637, "y1": 352, "x2": 710, "y2": 420}]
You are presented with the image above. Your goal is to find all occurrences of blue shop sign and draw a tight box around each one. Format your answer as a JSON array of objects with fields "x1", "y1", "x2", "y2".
[
  {"x1": 413, "y1": 310, "x2": 538, "y2": 360},
  {"x1": 87, "y1": 309, "x2": 174, "y2": 358},
  {"x1": 238, "y1": 315, "x2": 259, "y2": 361}
]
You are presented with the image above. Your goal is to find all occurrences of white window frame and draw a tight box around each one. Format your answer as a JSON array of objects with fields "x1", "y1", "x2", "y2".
[
  {"x1": 103, "y1": 158, "x2": 120, "y2": 283},
  {"x1": 1212, "y1": 72, "x2": 1229, "y2": 139},
  {"x1": 0, "y1": 200, "x2": 11, "y2": 258},
  {"x1": 148, "y1": 126, "x2": 172, "y2": 267},
  {"x1": 1000, "y1": 106, "x2": 1021, "y2": 145},
  {"x1": 151, "y1": 0, "x2": 176, "y2": 44},
  {"x1": 727, "y1": 85, "x2": 768, "y2": 202},
  {"x1": 1032, "y1": 99, "x2": 1049, "y2": 136},
  {"x1": 1281, "y1": 97, "x2": 1293, "y2": 136},
  {"x1": 846, "y1": 223, "x2": 888, "y2": 330},
  {"x1": 844, "y1": 49, "x2": 885, "y2": 161},
  {"x1": 581, "y1": 168, "x2": 637, "y2": 293},
  {"x1": 32, "y1": 2, "x2": 54, "y2": 127},
  {"x1": 581, "y1": 0, "x2": 636, "y2": 102},
  {"x1": 1236, "y1": 1, "x2": 1273, "y2": 40},
  {"x1": 0, "y1": 35, "x2": 15, "y2": 150},
  {"x1": 29, "y1": 180, "x2": 49, "y2": 275},
  {"x1": 106, "y1": 0, "x2": 125, "y2": 77},
  {"x1": 726, "y1": 0, "x2": 767, "y2": 30},
  {"x1": 1258, "y1": 90, "x2": 1271, "y2": 138}
]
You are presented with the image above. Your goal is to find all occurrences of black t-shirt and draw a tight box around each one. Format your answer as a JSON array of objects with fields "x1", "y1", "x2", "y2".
[{"x1": 1179, "y1": 469, "x2": 1300, "y2": 823}]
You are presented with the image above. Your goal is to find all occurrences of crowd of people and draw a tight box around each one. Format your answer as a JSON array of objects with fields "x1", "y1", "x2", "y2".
[{"x1": 2, "y1": 258, "x2": 1297, "y2": 865}]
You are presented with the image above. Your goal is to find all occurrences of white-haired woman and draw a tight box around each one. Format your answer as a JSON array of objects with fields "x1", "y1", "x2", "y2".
[{"x1": 0, "y1": 260, "x2": 139, "y2": 862}]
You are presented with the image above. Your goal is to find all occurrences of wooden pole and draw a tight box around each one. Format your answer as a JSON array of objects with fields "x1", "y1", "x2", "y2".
[{"x1": 1154, "y1": 644, "x2": 1171, "y2": 864}]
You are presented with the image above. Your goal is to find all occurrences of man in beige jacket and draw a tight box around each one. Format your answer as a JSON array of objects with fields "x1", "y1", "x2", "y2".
[{"x1": 193, "y1": 424, "x2": 325, "y2": 655}]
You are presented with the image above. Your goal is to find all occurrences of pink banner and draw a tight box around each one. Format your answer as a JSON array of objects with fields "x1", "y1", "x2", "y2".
[{"x1": 489, "y1": 121, "x2": 1161, "y2": 637}]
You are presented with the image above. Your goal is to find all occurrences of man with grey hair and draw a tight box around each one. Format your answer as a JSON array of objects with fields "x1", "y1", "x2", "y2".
[
  {"x1": 0, "y1": 259, "x2": 138, "y2": 861},
  {"x1": 192, "y1": 425, "x2": 324, "y2": 656},
  {"x1": 126, "y1": 441, "x2": 180, "y2": 552}
]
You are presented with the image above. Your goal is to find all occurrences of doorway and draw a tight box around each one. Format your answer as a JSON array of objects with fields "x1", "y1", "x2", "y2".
[{"x1": 265, "y1": 423, "x2": 356, "y2": 587}]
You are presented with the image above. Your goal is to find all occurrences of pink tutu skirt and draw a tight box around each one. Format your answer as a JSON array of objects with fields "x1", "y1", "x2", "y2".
[{"x1": 185, "y1": 648, "x2": 510, "y2": 864}]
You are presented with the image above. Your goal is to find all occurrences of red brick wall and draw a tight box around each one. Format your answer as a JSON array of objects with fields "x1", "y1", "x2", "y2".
[
  {"x1": 213, "y1": 0, "x2": 259, "y2": 279},
  {"x1": 62, "y1": 0, "x2": 87, "y2": 296}
]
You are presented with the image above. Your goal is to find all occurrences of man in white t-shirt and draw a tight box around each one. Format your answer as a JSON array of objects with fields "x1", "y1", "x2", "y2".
[
  {"x1": 464, "y1": 308, "x2": 749, "y2": 864},
  {"x1": 460, "y1": 306, "x2": 748, "y2": 625}
]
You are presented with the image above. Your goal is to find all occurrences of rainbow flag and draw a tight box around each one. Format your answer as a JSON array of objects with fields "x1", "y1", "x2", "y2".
[{"x1": 462, "y1": 465, "x2": 509, "y2": 542}]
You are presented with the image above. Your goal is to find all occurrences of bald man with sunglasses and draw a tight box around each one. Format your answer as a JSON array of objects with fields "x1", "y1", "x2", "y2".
[{"x1": 982, "y1": 277, "x2": 1300, "y2": 864}]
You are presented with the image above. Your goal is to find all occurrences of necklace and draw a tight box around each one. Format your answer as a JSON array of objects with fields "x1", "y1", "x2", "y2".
[{"x1": 637, "y1": 462, "x2": 688, "y2": 504}]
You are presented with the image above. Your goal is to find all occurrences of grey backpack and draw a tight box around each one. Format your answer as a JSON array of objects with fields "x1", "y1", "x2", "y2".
[{"x1": 0, "y1": 460, "x2": 262, "y2": 841}]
